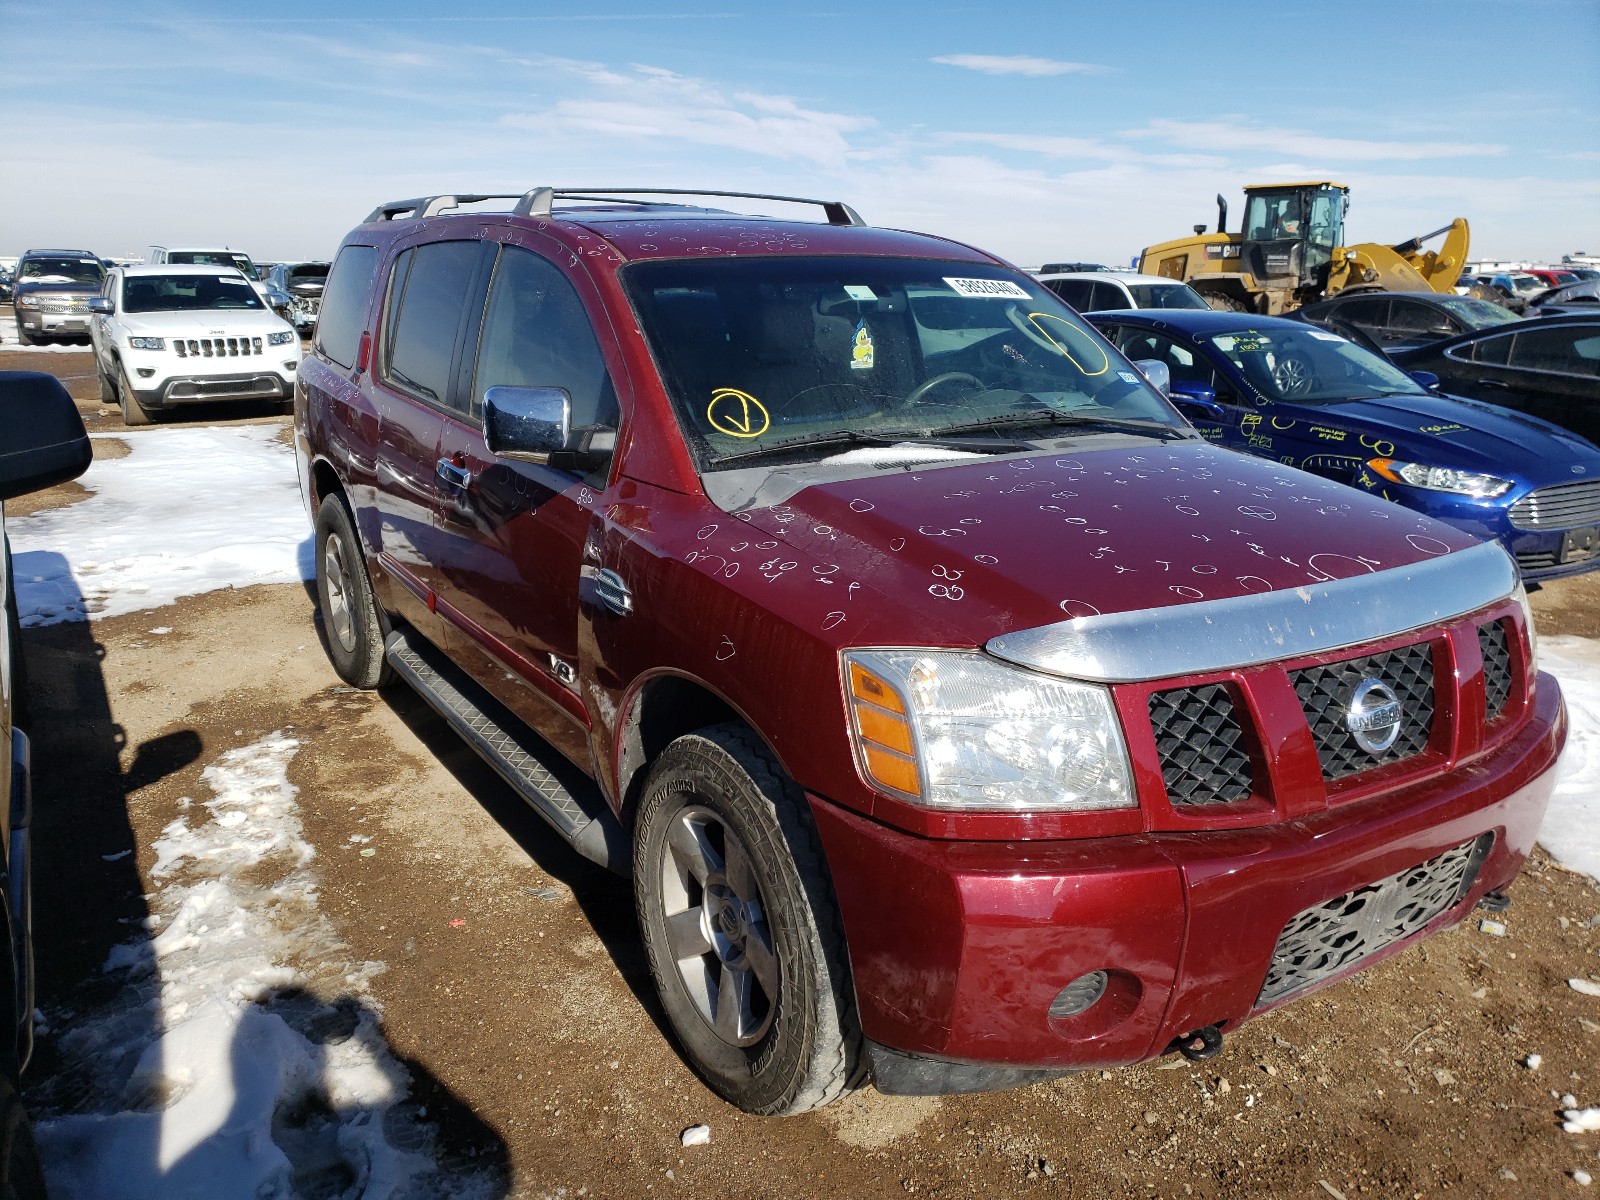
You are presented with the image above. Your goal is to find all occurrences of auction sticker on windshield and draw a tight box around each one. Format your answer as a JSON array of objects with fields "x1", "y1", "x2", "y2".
[{"x1": 944, "y1": 277, "x2": 1030, "y2": 299}]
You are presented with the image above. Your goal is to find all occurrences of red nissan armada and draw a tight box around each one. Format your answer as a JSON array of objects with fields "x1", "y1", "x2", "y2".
[{"x1": 295, "y1": 189, "x2": 1565, "y2": 1115}]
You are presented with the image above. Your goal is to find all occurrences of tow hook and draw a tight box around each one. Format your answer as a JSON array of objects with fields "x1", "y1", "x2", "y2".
[
  {"x1": 1477, "y1": 891, "x2": 1511, "y2": 913},
  {"x1": 1172, "y1": 1025, "x2": 1224, "y2": 1062}
]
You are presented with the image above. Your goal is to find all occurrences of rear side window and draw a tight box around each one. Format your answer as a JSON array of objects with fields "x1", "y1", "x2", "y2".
[
  {"x1": 1048, "y1": 279, "x2": 1094, "y2": 310},
  {"x1": 1328, "y1": 296, "x2": 1389, "y2": 326},
  {"x1": 316, "y1": 244, "x2": 379, "y2": 369},
  {"x1": 1088, "y1": 281, "x2": 1129, "y2": 311},
  {"x1": 1508, "y1": 327, "x2": 1600, "y2": 377},
  {"x1": 1388, "y1": 300, "x2": 1452, "y2": 335},
  {"x1": 471, "y1": 246, "x2": 617, "y2": 427},
  {"x1": 1464, "y1": 332, "x2": 1514, "y2": 366},
  {"x1": 382, "y1": 241, "x2": 480, "y2": 405}
]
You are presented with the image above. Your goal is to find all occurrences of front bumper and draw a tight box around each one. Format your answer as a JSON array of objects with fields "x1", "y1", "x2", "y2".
[
  {"x1": 16, "y1": 310, "x2": 90, "y2": 338},
  {"x1": 811, "y1": 673, "x2": 1564, "y2": 1088},
  {"x1": 131, "y1": 372, "x2": 292, "y2": 407}
]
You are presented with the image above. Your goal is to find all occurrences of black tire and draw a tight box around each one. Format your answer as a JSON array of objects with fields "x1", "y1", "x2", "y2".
[
  {"x1": 314, "y1": 494, "x2": 391, "y2": 688},
  {"x1": 97, "y1": 363, "x2": 115, "y2": 405},
  {"x1": 0, "y1": 1073, "x2": 47, "y2": 1200},
  {"x1": 117, "y1": 365, "x2": 153, "y2": 427},
  {"x1": 1202, "y1": 291, "x2": 1251, "y2": 313},
  {"x1": 633, "y1": 723, "x2": 861, "y2": 1115},
  {"x1": 12, "y1": 326, "x2": 32, "y2": 348}
]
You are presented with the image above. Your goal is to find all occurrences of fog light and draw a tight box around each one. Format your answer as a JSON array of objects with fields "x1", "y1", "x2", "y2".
[{"x1": 1049, "y1": 970, "x2": 1109, "y2": 1019}]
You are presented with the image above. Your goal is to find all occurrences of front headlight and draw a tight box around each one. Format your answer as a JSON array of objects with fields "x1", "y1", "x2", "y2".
[
  {"x1": 1368, "y1": 457, "x2": 1513, "y2": 498},
  {"x1": 14, "y1": 295, "x2": 37, "y2": 309},
  {"x1": 128, "y1": 336, "x2": 165, "y2": 350},
  {"x1": 842, "y1": 649, "x2": 1135, "y2": 811},
  {"x1": 268, "y1": 331, "x2": 295, "y2": 346}
]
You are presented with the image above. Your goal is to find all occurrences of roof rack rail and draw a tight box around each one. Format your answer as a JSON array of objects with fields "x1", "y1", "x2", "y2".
[
  {"x1": 510, "y1": 188, "x2": 865, "y2": 227},
  {"x1": 363, "y1": 194, "x2": 526, "y2": 223}
]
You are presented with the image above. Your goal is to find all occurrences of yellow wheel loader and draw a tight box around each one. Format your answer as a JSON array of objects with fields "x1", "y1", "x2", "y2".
[{"x1": 1138, "y1": 182, "x2": 1469, "y2": 315}]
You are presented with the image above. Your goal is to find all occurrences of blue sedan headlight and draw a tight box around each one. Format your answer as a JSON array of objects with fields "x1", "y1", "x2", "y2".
[{"x1": 1368, "y1": 457, "x2": 1513, "y2": 499}]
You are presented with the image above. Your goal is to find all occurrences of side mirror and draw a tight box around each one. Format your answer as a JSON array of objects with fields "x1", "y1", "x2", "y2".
[
  {"x1": 483, "y1": 386, "x2": 571, "y2": 464},
  {"x1": 1409, "y1": 370, "x2": 1441, "y2": 391},
  {"x1": 1169, "y1": 381, "x2": 1226, "y2": 420},
  {"x1": 0, "y1": 372, "x2": 92, "y2": 500},
  {"x1": 87, "y1": 297, "x2": 113, "y2": 315},
  {"x1": 1131, "y1": 358, "x2": 1172, "y2": 395}
]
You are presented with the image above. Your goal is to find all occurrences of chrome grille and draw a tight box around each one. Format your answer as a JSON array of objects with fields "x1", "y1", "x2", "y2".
[
  {"x1": 1509, "y1": 480, "x2": 1600, "y2": 531},
  {"x1": 1480, "y1": 621, "x2": 1513, "y2": 721},
  {"x1": 174, "y1": 336, "x2": 263, "y2": 358},
  {"x1": 1258, "y1": 836, "x2": 1488, "y2": 1005},
  {"x1": 1148, "y1": 683, "x2": 1254, "y2": 805},
  {"x1": 1291, "y1": 642, "x2": 1435, "y2": 781}
]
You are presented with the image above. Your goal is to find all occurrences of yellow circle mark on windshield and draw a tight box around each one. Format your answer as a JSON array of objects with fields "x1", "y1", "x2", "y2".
[
  {"x1": 707, "y1": 388, "x2": 771, "y2": 439},
  {"x1": 1025, "y1": 313, "x2": 1110, "y2": 376}
]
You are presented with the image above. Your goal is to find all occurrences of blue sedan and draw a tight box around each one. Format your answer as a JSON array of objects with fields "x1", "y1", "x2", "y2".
[{"x1": 1088, "y1": 310, "x2": 1600, "y2": 582}]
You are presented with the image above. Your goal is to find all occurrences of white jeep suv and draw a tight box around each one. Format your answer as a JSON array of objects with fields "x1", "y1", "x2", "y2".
[{"x1": 89, "y1": 265, "x2": 300, "y2": 425}]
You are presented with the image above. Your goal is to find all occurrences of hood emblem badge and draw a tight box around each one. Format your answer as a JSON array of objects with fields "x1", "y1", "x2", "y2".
[{"x1": 1346, "y1": 678, "x2": 1404, "y2": 754}]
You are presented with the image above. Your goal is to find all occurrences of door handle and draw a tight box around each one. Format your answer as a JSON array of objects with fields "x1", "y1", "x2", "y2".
[
  {"x1": 1474, "y1": 379, "x2": 1511, "y2": 389},
  {"x1": 436, "y1": 458, "x2": 472, "y2": 488}
]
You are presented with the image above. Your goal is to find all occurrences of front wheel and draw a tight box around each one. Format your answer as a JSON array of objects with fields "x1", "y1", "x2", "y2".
[
  {"x1": 314, "y1": 495, "x2": 392, "y2": 688},
  {"x1": 1201, "y1": 291, "x2": 1251, "y2": 313},
  {"x1": 97, "y1": 362, "x2": 116, "y2": 404},
  {"x1": 634, "y1": 724, "x2": 861, "y2": 1115},
  {"x1": 117, "y1": 366, "x2": 153, "y2": 427},
  {"x1": 13, "y1": 325, "x2": 33, "y2": 347}
]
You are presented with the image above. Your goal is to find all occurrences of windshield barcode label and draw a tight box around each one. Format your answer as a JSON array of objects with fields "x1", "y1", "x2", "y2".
[{"x1": 943, "y1": 277, "x2": 1030, "y2": 299}]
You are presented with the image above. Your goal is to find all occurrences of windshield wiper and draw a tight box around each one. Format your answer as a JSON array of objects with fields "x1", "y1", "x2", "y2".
[
  {"x1": 708, "y1": 427, "x2": 1014, "y2": 467},
  {"x1": 929, "y1": 408, "x2": 1193, "y2": 442}
]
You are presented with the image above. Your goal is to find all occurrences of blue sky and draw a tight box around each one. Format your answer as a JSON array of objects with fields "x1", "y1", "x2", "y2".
[{"x1": 3, "y1": 0, "x2": 1596, "y2": 266}]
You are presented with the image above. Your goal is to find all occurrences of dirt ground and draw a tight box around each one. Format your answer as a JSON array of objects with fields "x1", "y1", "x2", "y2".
[{"x1": 8, "y1": 341, "x2": 1600, "y2": 1198}]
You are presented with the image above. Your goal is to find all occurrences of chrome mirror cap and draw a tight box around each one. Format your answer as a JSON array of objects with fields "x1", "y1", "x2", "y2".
[{"x1": 483, "y1": 386, "x2": 571, "y2": 463}]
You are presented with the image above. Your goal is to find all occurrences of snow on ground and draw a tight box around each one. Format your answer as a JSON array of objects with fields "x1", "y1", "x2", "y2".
[
  {"x1": 33, "y1": 734, "x2": 497, "y2": 1200},
  {"x1": 9, "y1": 426, "x2": 311, "y2": 626},
  {"x1": 1537, "y1": 637, "x2": 1600, "y2": 883},
  {"x1": 0, "y1": 323, "x2": 88, "y2": 352}
]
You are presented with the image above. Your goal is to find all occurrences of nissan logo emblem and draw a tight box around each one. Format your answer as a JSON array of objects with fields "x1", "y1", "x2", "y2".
[{"x1": 1345, "y1": 678, "x2": 1404, "y2": 754}]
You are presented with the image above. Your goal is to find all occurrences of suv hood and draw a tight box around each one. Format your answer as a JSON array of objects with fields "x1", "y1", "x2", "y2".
[
  {"x1": 16, "y1": 281, "x2": 100, "y2": 298},
  {"x1": 119, "y1": 310, "x2": 290, "y2": 335},
  {"x1": 725, "y1": 441, "x2": 1487, "y2": 650},
  {"x1": 1319, "y1": 392, "x2": 1600, "y2": 482}
]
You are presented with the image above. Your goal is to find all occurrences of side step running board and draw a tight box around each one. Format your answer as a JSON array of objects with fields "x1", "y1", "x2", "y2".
[{"x1": 384, "y1": 629, "x2": 630, "y2": 876}]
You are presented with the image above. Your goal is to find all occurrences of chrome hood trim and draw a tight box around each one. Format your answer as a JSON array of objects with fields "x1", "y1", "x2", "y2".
[{"x1": 986, "y1": 540, "x2": 1516, "y2": 684}]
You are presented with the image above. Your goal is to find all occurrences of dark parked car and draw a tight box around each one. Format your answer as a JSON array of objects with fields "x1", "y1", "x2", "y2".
[
  {"x1": 1526, "y1": 279, "x2": 1600, "y2": 318},
  {"x1": 11, "y1": 249, "x2": 105, "y2": 345},
  {"x1": 297, "y1": 187, "x2": 1561, "y2": 1114},
  {"x1": 264, "y1": 261, "x2": 329, "y2": 334},
  {"x1": 1390, "y1": 314, "x2": 1600, "y2": 447},
  {"x1": 0, "y1": 371, "x2": 92, "y2": 1194},
  {"x1": 1091, "y1": 310, "x2": 1600, "y2": 582},
  {"x1": 1298, "y1": 291, "x2": 1521, "y2": 354}
]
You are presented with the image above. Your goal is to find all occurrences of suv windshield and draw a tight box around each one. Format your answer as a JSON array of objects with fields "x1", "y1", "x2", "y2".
[
  {"x1": 1207, "y1": 326, "x2": 1426, "y2": 404},
  {"x1": 122, "y1": 274, "x2": 264, "y2": 313},
  {"x1": 1127, "y1": 283, "x2": 1209, "y2": 310},
  {"x1": 20, "y1": 256, "x2": 104, "y2": 285},
  {"x1": 168, "y1": 251, "x2": 257, "y2": 277},
  {"x1": 625, "y1": 257, "x2": 1186, "y2": 469}
]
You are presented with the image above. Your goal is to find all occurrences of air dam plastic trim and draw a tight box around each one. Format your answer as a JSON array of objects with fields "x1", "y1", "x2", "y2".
[{"x1": 986, "y1": 541, "x2": 1516, "y2": 684}]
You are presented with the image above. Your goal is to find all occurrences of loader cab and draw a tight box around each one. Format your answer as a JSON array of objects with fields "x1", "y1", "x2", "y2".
[{"x1": 1241, "y1": 182, "x2": 1348, "y2": 294}]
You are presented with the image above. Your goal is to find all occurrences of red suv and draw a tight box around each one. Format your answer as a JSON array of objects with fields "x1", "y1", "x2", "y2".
[{"x1": 295, "y1": 189, "x2": 1565, "y2": 1114}]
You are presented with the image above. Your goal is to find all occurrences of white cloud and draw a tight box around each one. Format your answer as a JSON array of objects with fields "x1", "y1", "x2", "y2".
[
  {"x1": 943, "y1": 131, "x2": 1224, "y2": 168},
  {"x1": 1127, "y1": 118, "x2": 1504, "y2": 162},
  {"x1": 930, "y1": 54, "x2": 1111, "y2": 77},
  {"x1": 500, "y1": 65, "x2": 873, "y2": 170}
]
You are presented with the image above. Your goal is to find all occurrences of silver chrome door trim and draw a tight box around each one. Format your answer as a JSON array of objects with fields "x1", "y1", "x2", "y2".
[{"x1": 986, "y1": 540, "x2": 1516, "y2": 684}]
